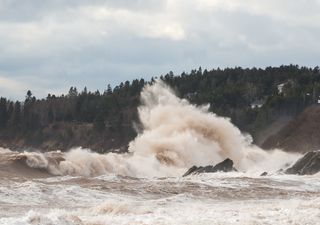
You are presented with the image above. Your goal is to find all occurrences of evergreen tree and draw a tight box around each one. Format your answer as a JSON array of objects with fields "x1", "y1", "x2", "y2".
[
  {"x1": 93, "y1": 112, "x2": 105, "y2": 131},
  {"x1": 106, "y1": 84, "x2": 112, "y2": 95},
  {"x1": 0, "y1": 98, "x2": 8, "y2": 128}
]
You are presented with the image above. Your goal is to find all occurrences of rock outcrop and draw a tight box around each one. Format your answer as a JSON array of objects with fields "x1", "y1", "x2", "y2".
[
  {"x1": 285, "y1": 151, "x2": 320, "y2": 175},
  {"x1": 262, "y1": 105, "x2": 320, "y2": 153},
  {"x1": 260, "y1": 172, "x2": 268, "y2": 176},
  {"x1": 183, "y1": 158, "x2": 236, "y2": 177}
]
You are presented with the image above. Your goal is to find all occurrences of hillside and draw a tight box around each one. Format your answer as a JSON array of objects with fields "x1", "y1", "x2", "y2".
[
  {"x1": 262, "y1": 105, "x2": 320, "y2": 153},
  {"x1": 1, "y1": 65, "x2": 320, "y2": 152},
  {"x1": 254, "y1": 116, "x2": 292, "y2": 146},
  {"x1": 0, "y1": 122, "x2": 135, "y2": 153}
]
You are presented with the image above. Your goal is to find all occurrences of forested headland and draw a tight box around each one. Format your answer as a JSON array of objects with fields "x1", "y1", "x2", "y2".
[{"x1": 0, "y1": 65, "x2": 319, "y2": 152}]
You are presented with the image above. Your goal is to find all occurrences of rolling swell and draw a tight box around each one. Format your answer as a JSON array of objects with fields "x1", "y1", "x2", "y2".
[
  {"x1": 0, "y1": 81, "x2": 302, "y2": 178},
  {"x1": 0, "y1": 148, "x2": 63, "y2": 178}
]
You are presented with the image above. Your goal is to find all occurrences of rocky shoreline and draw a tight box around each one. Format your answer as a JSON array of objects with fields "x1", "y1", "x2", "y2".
[{"x1": 183, "y1": 151, "x2": 320, "y2": 177}]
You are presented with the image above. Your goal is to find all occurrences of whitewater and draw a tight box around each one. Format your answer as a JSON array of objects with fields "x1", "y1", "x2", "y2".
[{"x1": 0, "y1": 81, "x2": 319, "y2": 225}]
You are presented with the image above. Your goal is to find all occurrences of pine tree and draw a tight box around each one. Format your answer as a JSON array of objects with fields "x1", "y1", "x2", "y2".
[
  {"x1": 0, "y1": 98, "x2": 8, "y2": 128},
  {"x1": 93, "y1": 112, "x2": 105, "y2": 131}
]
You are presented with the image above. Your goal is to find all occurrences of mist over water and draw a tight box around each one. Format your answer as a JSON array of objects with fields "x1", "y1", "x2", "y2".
[
  {"x1": 1, "y1": 81, "x2": 299, "y2": 178},
  {"x1": 58, "y1": 81, "x2": 300, "y2": 177},
  {"x1": 129, "y1": 81, "x2": 299, "y2": 174},
  {"x1": 0, "y1": 81, "x2": 319, "y2": 225}
]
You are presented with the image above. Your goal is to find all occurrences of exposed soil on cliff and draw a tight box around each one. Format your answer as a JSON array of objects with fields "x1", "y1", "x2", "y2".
[
  {"x1": 0, "y1": 122, "x2": 136, "y2": 153},
  {"x1": 262, "y1": 105, "x2": 320, "y2": 153},
  {"x1": 2, "y1": 104, "x2": 320, "y2": 154}
]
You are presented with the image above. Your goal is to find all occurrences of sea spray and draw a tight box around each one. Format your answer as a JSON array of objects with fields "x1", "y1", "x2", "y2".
[
  {"x1": 128, "y1": 81, "x2": 299, "y2": 173},
  {"x1": 0, "y1": 81, "x2": 300, "y2": 177},
  {"x1": 130, "y1": 81, "x2": 252, "y2": 168}
]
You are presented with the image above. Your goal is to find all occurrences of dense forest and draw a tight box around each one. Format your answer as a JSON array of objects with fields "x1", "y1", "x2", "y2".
[{"x1": 0, "y1": 65, "x2": 320, "y2": 152}]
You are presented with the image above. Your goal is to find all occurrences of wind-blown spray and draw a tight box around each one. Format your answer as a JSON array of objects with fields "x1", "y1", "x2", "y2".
[
  {"x1": 0, "y1": 81, "x2": 299, "y2": 177},
  {"x1": 129, "y1": 81, "x2": 299, "y2": 173}
]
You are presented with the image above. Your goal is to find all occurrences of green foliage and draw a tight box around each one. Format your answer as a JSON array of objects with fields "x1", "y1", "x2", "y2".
[
  {"x1": 0, "y1": 98, "x2": 8, "y2": 129},
  {"x1": 1, "y1": 65, "x2": 320, "y2": 143},
  {"x1": 93, "y1": 112, "x2": 105, "y2": 131}
]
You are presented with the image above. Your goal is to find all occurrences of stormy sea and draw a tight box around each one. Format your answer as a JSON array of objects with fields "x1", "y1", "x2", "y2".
[{"x1": 0, "y1": 82, "x2": 319, "y2": 225}]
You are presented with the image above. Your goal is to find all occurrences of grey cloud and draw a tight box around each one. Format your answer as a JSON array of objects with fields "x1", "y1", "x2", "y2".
[
  {"x1": 0, "y1": 0, "x2": 165, "y2": 22},
  {"x1": 0, "y1": 0, "x2": 320, "y2": 99}
]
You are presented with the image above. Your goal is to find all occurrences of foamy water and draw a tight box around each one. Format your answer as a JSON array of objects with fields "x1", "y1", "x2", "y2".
[
  {"x1": 0, "y1": 81, "x2": 319, "y2": 224},
  {"x1": 0, "y1": 174, "x2": 319, "y2": 225}
]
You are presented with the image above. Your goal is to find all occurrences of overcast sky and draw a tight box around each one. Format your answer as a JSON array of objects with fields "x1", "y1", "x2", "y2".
[{"x1": 1, "y1": 0, "x2": 320, "y2": 99}]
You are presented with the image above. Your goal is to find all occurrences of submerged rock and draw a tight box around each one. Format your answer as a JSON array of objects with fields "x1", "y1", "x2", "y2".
[
  {"x1": 260, "y1": 172, "x2": 268, "y2": 176},
  {"x1": 182, "y1": 166, "x2": 199, "y2": 177},
  {"x1": 183, "y1": 158, "x2": 236, "y2": 177},
  {"x1": 285, "y1": 151, "x2": 320, "y2": 175}
]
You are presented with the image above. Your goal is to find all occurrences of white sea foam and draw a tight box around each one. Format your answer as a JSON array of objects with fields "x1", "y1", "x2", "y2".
[
  {"x1": 0, "y1": 81, "x2": 302, "y2": 179},
  {"x1": 49, "y1": 81, "x2": 301, "y2": 177},
  {"x1": 1, "y1": 161, "x2": 319, "y2": 224},
  {"x1": 1, "y1": 81, "x2": 319, "y2": 225},
  {"x1": 4, "y1": 200, "x2": 319, "y2": 225}
]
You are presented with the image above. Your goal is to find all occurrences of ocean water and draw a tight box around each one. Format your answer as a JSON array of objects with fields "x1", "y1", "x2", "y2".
[
  {"x1": 0, "y1": 169, "x2": 319, "y2": 225},
  {"x1": 0, "y1": 81, "x2": 319, "y2": 224}
]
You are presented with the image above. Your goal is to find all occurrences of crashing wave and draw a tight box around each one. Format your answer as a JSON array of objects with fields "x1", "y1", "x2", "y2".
[{"x1": 0, "y1": 81, "x2": 301, "y2": 178}]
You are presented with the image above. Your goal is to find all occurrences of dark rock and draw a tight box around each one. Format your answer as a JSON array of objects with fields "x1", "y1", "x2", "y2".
[
  {"x1": 183, "y1": 158, "x2": 236, "y2": 177},
  {"x1": 260, "y1": 172, "x2": 268, "y2": 176},
  {"x1": 211, "y1": 158, "x2": 234, "y2": 172},
  {"x1": 285, "y1": 151, "x2": 320, "y2": 175},
  {"x1": 277, "y1": 168, "x2": 284, "y2": 173},
  {"x1": 182, "y1": 165, "x2": 199, "y2": 177}
]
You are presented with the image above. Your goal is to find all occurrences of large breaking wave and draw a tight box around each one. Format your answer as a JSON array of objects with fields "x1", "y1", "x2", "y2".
[{"x1": 0, "y1": 81, "x2": 300, "y2": 178}]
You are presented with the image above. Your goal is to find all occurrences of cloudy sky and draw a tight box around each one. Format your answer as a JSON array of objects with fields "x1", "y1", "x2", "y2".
[{"x1": 1, "y1": 0, "x2": 320, "y2": 99}]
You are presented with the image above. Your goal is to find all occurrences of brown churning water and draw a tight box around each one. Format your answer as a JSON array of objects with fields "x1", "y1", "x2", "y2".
[
  {"x1": 0, "y1": 81, "x2": 300, "y2": 178},
  {"x1": 0, "y1": 81, "x2": 319, "y2": 225}
]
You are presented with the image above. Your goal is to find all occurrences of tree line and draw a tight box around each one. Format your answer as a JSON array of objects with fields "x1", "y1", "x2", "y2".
[{"x1": 0, "y1": 64, "x2": 320, "y2": 150}]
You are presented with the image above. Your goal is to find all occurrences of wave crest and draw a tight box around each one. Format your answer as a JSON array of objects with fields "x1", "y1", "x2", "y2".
[{"x1": 0, "y1": 81, "x2": 300, "y2": 178}]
